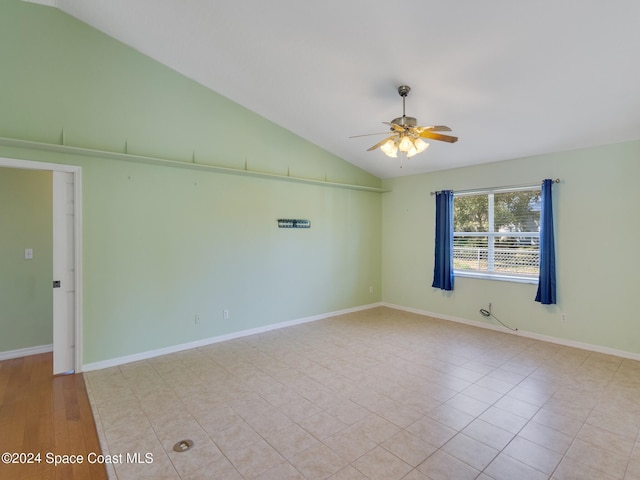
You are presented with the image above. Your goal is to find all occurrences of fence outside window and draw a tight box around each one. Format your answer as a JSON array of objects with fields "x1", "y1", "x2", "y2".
[{"x1": 453, "y1": 246, "x2": 539, "y2": 275}]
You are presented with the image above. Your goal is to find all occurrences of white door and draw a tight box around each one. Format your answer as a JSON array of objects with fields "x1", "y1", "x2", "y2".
[{"x1": 52, "y1": 171, "x2": 75, "y2": 374}]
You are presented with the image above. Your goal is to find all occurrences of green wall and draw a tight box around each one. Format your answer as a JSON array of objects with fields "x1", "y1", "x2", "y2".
[
  {"x1": 382, "y1": 140, "x2": 640, "y2": 355},
  {"x1": 0, "y1": 0, "x2": 382, "y2": 364},
  {"x1": 0, "y1": 167, "x2": 53, "y2": 352}
]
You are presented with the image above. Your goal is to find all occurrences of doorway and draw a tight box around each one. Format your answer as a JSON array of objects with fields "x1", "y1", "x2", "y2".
[{"x1": 0, "y1": 157, "x2": 82, "y2": 374}]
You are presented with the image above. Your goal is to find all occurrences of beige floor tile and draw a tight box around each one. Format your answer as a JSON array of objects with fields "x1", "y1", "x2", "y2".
[
  {"x1": 447, "y1": 365, "x2": 487, "y2": 383},
  {"x1": 325, "y1": 399, "x2": 371, "y2": 425},
  {"x1": 566, "y1": 438, "x2": 629, "y2": 479},
  {"x1": 552, "y1": 456, "x2": 619, "y2": 480},
  {"x1": 102, "y1": 414, "x2": 156, "y2": 448},
  {"x1": 414, "y1": 381, "x2": 458, "y2": 403},
  {"x1": 502, "y1": 435, "x2": 562, "y2": 474},
  {"x1": 518, "y1": 420, "x2": 573, "y2": 454},
  {"x1": 551, "y1": 386, "x2": 603, "y2": 411},
  {"x1": 427, "y1": 403, "x2": 476, "y2": 431},
  {"x1": 484, "y1": 453, "x2": 548, "y2": 480},
  {"x1": 249, "y1": 460, "x2": 304, "y2": 480},
  {"x1": 196, "y1": 404, "x2": 243, "y2": 433},
  {"x1": 299, "y1": 410, "x2": 348, "y2": 440},
  {"x1": 501, "y1": 360, "x2": 537, "y2": 377},
  {"x1": 509, "y1": 378, "x2": 557, "y2": 406},
  {"x1": 577, "y1": 423, "x2": 635, "y2": 456},
  {"x1": 179, "y1": 459, "x2": 242, "y2": 479},
  {"x1": 351, "y1": 413, "x2": 402, "y2": 444},
  {"x1": 406, "y1": 416, "x2": 457, "y2": 448},
  {"x1": 586, "y1": 408, "x2": 640, "y2": 442},
  {"x1": 241, "y1": 408, "x2": 294, "y2": 436},
  {"x1": 494, "y1": 395, "x2": 540, "y2": 419},
  {"x1": 279, "y1": 396, "x2": 323, "y2": 422},
  {"x1": 289, "y1": 443, "x2": 348, "y2": 480},
  {"x1": 259, "y1": 384, "x2": 305, "y2": 409},
  {"x1": 417, "y1": 450, "x2": 480, "y2": 480},
  {"x1": 226, "y1": 438, "x2": 288, "y2": 479},
  {"x1": 486, "y1": 367, "x2": 527, "y2": 386},
  {"x1": 441, "y1": 433, "x2": 499, "y2": 471},
  {"x1": 626, "y1": 445, "x2": 640, "y2": 480},
  {"x1": 352, "y1": 446, "x2": 413, "y2": 480},
  {"x1": 207, "y1": 419, "x2": 262, "y2": 454},
  {"x1": 429, "y1": 373, "x2": 473, "y2": 393},
  {"x1": 479, "y1": 406, "x2": 529, "y2": 434},
  {"x1": 327, "y1": 465, "x2": 370, "y2": 479},
  {"x1": 462, "y1": 418, "x2": 515, "y2": 451},
  {"x1": 262, "y1": 422, "x2": 319, "y2": 459},
  {"x1": 461, "y1": 360, "x2": 497, "y2": 376},
  {"x1": 531, "y1": 408, "x2": 584, "y2": 437},
  {"x1": 302, "y1": 386, "x2": 347, "y2": 410},
  {"x1": 96, "y1": 399, "x2": 144, "y2": 429},
  {"x1": 381, "y1": 430, "x2": 438, "y2": 467},
  {"x1": 444, "y1": 393, "x2": 492, "y2": 417},
  {"x1": 474, "y1": 375, "x2": 516, "y2": 395},
  {"x1": 461, "y1": 384, "x2": 504, "y2": 405},
  {"x1": 401, "y1": 469, "x2": 431, "y2": 480},
  {"x1": 378, "y1": 401, "x2": 424, "y2": 429},
  {"x1": 323, "y1": 425, "x2": 377, "y2": 463},
  {"x1": 396, "y1": 390, "x2": 443, "y2": 415},
  {"x1": 543, "y1": 397, "x2": 592, "y2": 422}
]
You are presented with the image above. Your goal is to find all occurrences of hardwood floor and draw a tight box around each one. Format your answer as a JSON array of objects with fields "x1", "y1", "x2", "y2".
[{"x1": 0, "y1": 353, "x2": 107, "y2": 480}]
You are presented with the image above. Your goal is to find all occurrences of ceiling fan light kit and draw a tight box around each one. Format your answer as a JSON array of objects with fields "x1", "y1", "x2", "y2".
[{"x1": 351, "y1": 85, "x2": 458, "y2": 160}]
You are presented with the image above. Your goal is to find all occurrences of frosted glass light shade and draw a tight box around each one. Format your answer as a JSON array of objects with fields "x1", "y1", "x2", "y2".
[
  {"x1": 398, "y1": 136, "x2": 413, "y2": 152},
  {"x1": 414, "y1": 138, "x2": 429, "y2": 153},
  {"x1": 380, "y1": 138, "x2": 398, "y2": 157}
]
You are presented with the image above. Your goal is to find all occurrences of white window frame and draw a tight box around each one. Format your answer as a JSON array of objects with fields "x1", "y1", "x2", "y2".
[{"x1": 453, "y1": 185, "x2": 540, "y2": 284}]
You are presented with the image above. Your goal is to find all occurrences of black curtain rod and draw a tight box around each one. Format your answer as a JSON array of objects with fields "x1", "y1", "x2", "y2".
[{"x1": 430, "y1": 179, "x2": 560, "y2": 196}]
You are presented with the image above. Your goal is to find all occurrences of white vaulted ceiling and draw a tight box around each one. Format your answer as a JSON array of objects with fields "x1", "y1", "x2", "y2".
[{"x1": 35, "y1": 0, "x2": 640, "y2": 178}]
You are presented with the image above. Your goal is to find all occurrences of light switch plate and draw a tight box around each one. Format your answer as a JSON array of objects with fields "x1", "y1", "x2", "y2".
[{"x1": 25, "y1": 248, "x2": 33, "y2": 260}]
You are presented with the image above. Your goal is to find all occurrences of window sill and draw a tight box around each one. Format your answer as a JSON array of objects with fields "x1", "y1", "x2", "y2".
[{"x1": 454, "y1": 270, "x2": 539, "y2": 285}]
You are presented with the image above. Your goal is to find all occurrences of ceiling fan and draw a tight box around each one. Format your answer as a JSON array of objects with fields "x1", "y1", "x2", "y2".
[{"x1": 351, "y1": 85, "x2": 458, "y2": 158}]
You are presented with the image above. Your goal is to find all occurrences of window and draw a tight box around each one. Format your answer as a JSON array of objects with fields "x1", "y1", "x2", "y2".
[{"x1": 453, "y1": 186, "x2": 541, "y2": 282}]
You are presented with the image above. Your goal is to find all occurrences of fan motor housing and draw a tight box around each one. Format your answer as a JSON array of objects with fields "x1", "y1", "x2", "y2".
[{"x1": 391, "y1": 116, "x2": 417, "y2": 128}]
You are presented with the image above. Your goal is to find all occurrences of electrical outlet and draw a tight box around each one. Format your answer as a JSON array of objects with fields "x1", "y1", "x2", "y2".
[
  {"x1": 223, "y1": 309, "x2": 229, "y2": 320},
  {"x1": 369, "y1": 286, "x2": 373, "y2": 294},
  {"x1": 561, "y1": 313, "x2": 567, "y2": 322}
]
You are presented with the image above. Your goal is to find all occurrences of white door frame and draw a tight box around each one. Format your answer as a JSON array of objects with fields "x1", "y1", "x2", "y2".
[{"x1": 0, "y1": 156, "x2": 83, "y2": 373}]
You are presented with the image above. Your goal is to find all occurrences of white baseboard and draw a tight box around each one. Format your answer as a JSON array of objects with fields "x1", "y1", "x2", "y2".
[
  {"x1": 82, "y1": 302, "x2": 384, "y2": 372},
  {"x1": 382, "y1": 302, "x2": 640, "y2": 362},
  {"x1": 0, "y1": 344, "x2": 53, "y2": 361}
]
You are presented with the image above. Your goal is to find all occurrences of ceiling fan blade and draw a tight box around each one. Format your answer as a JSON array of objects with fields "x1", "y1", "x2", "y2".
[
  {"x1": 414, "y1": 125, "x2": 452, "y2": 134},
  {"x1": 383, "y1": 122, "x2": 405, "y2": 133},
  {"x1": 419, "y1": 131, "x2": 459, "y2": 143},
  {"x1": 349, "y1": 132, "x2": 393, "y2": 138},
  {"x1": 367, "y1": 135, "x2": 396, "y2": 151}
]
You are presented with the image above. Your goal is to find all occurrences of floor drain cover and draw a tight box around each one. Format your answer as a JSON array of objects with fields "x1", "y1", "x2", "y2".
[{"x1": 173, "y1": 439, "x2": 194, "y2": 452}]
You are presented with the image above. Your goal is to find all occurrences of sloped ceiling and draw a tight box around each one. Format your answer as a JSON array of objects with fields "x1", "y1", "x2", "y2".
[{"x1": 34, "y1": 0, "x2": 640, "y2": 178}]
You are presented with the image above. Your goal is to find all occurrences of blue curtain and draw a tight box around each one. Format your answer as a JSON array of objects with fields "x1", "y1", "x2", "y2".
[
  {"x1": 535, "y1": 179, "x2": 556, "y2": 304},
  {"x1": 432, "y1": 190, "x2": 454, "y2": 291}
]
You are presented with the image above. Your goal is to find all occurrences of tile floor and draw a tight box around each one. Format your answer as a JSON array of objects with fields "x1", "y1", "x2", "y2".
[{"x1": 85, "y1": 307, "x2": 640, "y2": 480}]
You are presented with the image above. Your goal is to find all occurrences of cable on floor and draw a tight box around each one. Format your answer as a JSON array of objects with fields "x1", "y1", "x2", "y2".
[{"x1": 479, "y1": 307, "x2": 518, "y2": 331}]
